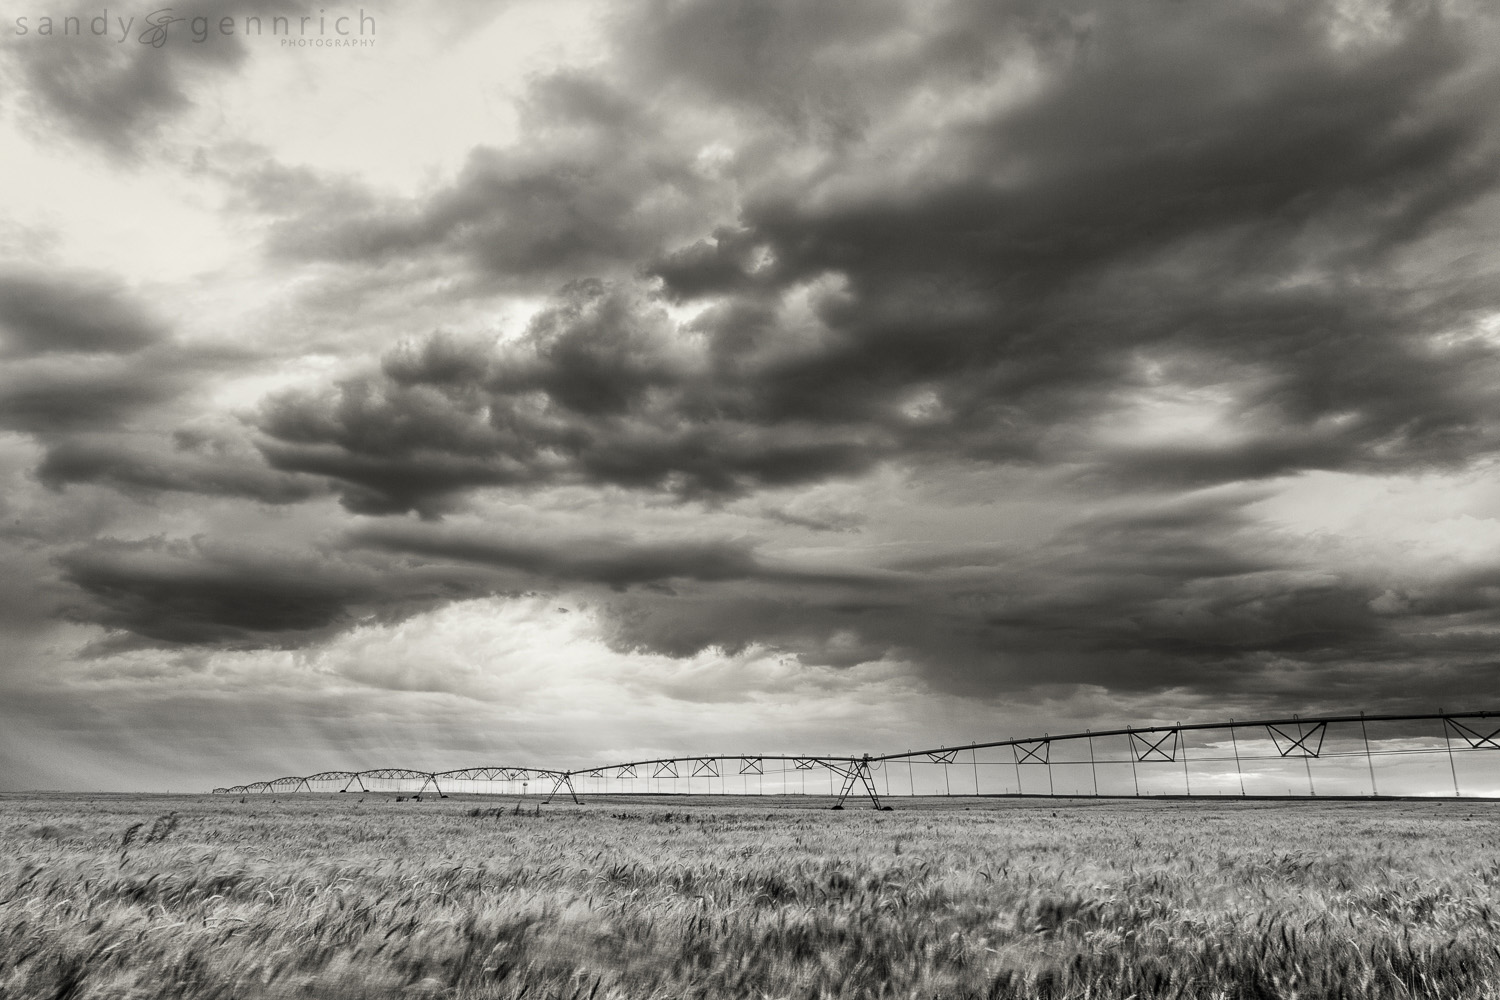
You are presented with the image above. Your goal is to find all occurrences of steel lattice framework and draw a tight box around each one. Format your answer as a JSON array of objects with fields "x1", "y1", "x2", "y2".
[{"x1": 214, "y1": 710, "x2": 1500, "y2": 807}]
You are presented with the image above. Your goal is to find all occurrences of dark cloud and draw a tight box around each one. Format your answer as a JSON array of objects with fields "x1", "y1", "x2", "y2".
[
  {"x1": 49, "y1": 532, "x2": 513, "y2": 653},
  {"x1": 0, "y1": 353, "x2": 188, "y2": 433},
  {"x1": 36, "y1": 435, "x2": 321, "y2": 504},
  {"x1": 351, "y1": 521, "x2": 879, "y2": 591},
  {"x1": 251, "y1": 0, "x2": 1500, "y2": 523},
  {"x1": 355, "y1": 523, "x2": 760, "y2": 590},
  {"x1": 696, "y1": 3, "x2": 1497, "y2": 295},
  {"x1": 0, "y1": 271, "x2": 164, "y2": 355},
  {"x1": 56, "y1": 537, "x2": 377, "y2": 648},
  {"x1": 615, "y1": 0, "x2": 905, "y2": 142},
  {"x1": 757, "y1": 500, "x2": 866, "y2": 533},
  {"x1": 0, "y1": 271, "x2": 199, "y2": 435},
  {"x1": 266, "y1": 71, "x2": 721, "y2": 289},
  {"x1": 51, "y1": 520, "x2": 876, "y2": 650},
  {"x1": 572, "y1": 488, "x2": 1500, "y2": 710},
  {"x1": 644, "y1": 0, "x2": 1500, "y2": 479},
  {"x1": 256, "y1": 282, "x2": 888, "y2": 513},
  {"x1": 17, "y1": 0, "x2": 1500, "y2": 729},
  {"x1": 2, "y1": 0, "x2": 302, "y2": 156},
  {"x1": 0, "y1": 272, "x2": 309, "y2": 507},
  {"x1": 40, "y1": 479, "x2": 1500, "y2": 716}
]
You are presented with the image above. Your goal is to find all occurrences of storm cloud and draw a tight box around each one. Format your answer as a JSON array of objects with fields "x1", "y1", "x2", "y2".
[
  {"x1": 0, "y1": 270, "x2": 164, "y2": 355},
  {"x1": 132, "y1": 1, "x2": 1500, "y2": 700},
  {"x1": 56, "y1": 537, "x2": 376, "y2": 648},
  {"x1": 254, "y1": 0, "x2": 1500, "y2": 517},
  {"x1": 268, "y1": 72, "x2": 724, "y2": 289},
  {"x1": 6, "y1": 0, "x2": 1500, "y2": 787}
]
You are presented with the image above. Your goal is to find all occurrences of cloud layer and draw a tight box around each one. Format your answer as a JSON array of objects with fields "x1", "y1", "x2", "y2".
[{"x1": 5, "y1": 0, "x2": 1500, "y2": 786}]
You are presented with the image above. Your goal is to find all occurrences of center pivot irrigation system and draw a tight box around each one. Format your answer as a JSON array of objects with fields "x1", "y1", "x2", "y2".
[{"x1": 214, "y1": 710, "x2": 1500, "y2": 807}]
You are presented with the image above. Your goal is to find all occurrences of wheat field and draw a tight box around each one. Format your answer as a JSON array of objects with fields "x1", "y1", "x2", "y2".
[{"x1": 3, "y1": 792, "x2": 1499, "y2": 998}]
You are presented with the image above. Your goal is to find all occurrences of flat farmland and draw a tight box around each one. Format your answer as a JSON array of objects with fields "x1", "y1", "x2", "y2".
[{"x1": 4, "y1": 793, "x2": 1500, "y2": 999}]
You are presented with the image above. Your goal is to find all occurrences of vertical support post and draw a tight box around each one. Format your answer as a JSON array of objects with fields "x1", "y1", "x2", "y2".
[
  {"x1": 863, "y1": 756, "x2": 882, "y2": 809},
  {"x1": 1295, "y1": 717, "x2": 1314, "y2": 796},
  {"x1": 1087, "y1": 731, "x2": 1098, "y2": 797},
  {"x1": 1046, "y1": 738, "x2": 1055, "y2": 797},
  {"x1": 972, "y1": 745, "x2": 980, "y2": 796},
  {"x1": 1127, "y1": 728, "x2": 1140, "y2": 797},
  {"x1": 1229, "y1": 721, "x2": 1245, "y2": 796},
  {"x1": 1360, "y1": 712, "x2": 1377, "y2": 797},
  {"x1": 1443, "y1": 713, "x2": 1461, "y2": 797},
  {"x1": 943, "y1": 760, "x2": 952, "y2": 797},
  {"x1": 908, "y1": 757, "x2": 915, "y2": 797},
  {"x1": 1179, "y1": 725, "x2": 1190, "y2": 796},
  {"x1": 1012, "y1": 746, "x2": 1022, "y2": 796}
]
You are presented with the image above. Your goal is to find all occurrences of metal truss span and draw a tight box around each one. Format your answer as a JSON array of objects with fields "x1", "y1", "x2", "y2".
[{"x1": 213, "y1": 710, "x2": 1500, "y2": 808}]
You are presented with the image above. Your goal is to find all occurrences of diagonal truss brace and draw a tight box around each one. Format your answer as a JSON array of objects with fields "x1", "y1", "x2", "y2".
[
  {"x1": 830, "y1": 756, "x2": 884, "y2": 810},
  {"x1": 1266, "y1": 722, "x2": 1326, "y2": 758},
  {"x1": 1131, "y1": 728, "x2": 1179, "y2": 762},
  {"x1": 544, "y1": 773, "x2": 580, "y2": 804},
  {"x1": 1014, "y1": 740, "x2": 1050, "y2": 765},
  {"x1": 1446, "y1": 717, "x2": 1500, "y2": 750}
]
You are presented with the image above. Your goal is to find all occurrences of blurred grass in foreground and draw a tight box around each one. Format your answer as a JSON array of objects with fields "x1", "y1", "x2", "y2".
[{"x1": 3, "y1": 793, "x2": 1499, "y2": 998}]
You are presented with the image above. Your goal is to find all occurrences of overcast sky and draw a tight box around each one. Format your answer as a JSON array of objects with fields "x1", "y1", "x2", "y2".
[{"x1": 3, "y1": 0, "x2": 1500, "y2": 791}]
